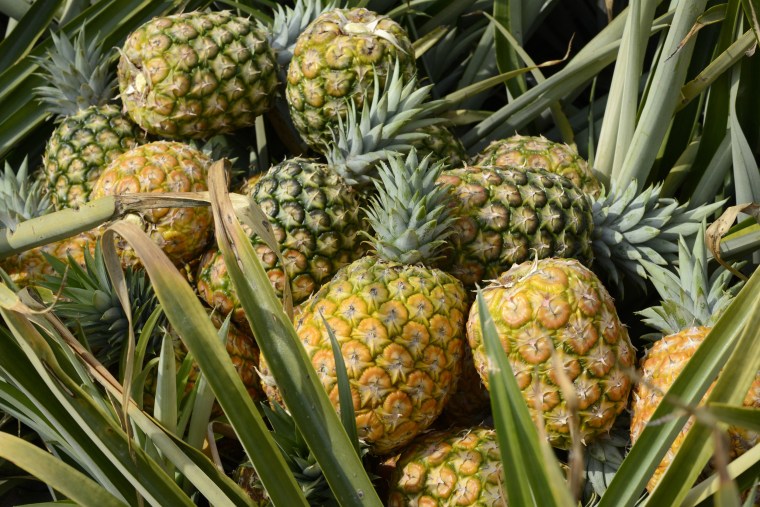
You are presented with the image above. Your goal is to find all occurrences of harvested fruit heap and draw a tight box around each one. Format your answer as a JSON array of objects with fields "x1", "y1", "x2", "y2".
[{"x1": 1, "y1": 1, "x2": 759, "y2": 507}]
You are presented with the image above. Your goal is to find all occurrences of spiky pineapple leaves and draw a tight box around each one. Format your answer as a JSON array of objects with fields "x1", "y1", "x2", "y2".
[
  {"x1": 205, "y1": 159, "x2": 382, "y2": 506},
  {"x1": 0, "y1": 431, "x2": 126, "y2": 507},
  {"x1": 599, "y1": 266, "x2": 760, "y2": 506}
]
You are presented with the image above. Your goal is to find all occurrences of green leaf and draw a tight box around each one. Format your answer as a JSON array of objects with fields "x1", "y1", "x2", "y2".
[
  {"x1": 493, "y1": 0, "x2": 528, "y2": 98},
  {"x1": 101, "y1": 220, "x2": 308, "y2": 507},
  {"x1": 205, "y1": 161, "x2": 381, "y2": 506},
  {"x1": 600, "y1": 266, "x2": 760, "y2": 506},
  {"x1": 612, "y1": 0, "x2": 710, "y2": 189},
  {"x1": 741, "y1": 0, "x2": 760, "y2": 44},
  {"x1": 0, "y1": 432, "x2": 127, "y2": 507},
  {"x1": 0, "y1": 0, "x2": 63, "y2": 72}
]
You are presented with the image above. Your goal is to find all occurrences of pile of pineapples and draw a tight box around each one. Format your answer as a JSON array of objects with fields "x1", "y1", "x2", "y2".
[{"x1": 1, "y1": 1, "x2": 759, "y2": 506}]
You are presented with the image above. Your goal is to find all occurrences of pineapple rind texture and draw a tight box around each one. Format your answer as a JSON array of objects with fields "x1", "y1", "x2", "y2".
[
  {"x1": 196, "y1": 158, "x2": 367, "y2": 324},
  {"x1": 90, "y1": 141, "x2": 213, "y2": 266},
  {"x1": 387, "y1": 426, "x2": 506, "y2": 507},
  {"x1": 630, "y1": 326, "x2": 760, "y2": 492},
  {"x1": 260, "y1": 256, "x2": 468, "y2": 455},
  {"x1": 473, "y1": 135, "x2": 601, "y2": 196},
  {"x1": 286, "y1": 7, "x2": 416, "y2": 150},
  {"x1": 43, "y1": 103, "x2": 146, "y2": 209},
  {"x1": 438, "y1": 165, "x2": 594, "y2": 287},
  {"x1": 466, "y1": 257, "x2": 635, "y2": 450},
  {"x1": 118, "y1": 10, "x2": 279, "y2": 139}
]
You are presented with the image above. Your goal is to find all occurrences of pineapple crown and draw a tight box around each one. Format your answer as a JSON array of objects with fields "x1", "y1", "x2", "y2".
[
  {"x1": 265, "y1": 0, "x2": 338, "y2": 67},
  {"x1": 324, "y1": 59, "x2": 443, "y2": 186},
  {"x1": 34, "y1": 29, "x2": 117, "y2": 117},
  {"x1": 636, "y1": 224, "x2": 743, "y2": 337},
  {"x1": 39, "y1": 240, "x2": 163, "y2": 367},
  {"x1": 591, "y1": 180, "x2": 724, "y2": 291},
  {"x1": 365, "y1": 148, "x2": 454, "y2": 265},
  {"x1": 0, "y1": 158, "x2": 52, "y2": 232}
]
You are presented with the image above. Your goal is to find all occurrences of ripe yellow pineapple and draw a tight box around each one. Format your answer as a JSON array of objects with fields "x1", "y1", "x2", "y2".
[
  {"x1": 387, "y1": 426, "x2": 506, "y2": 506},
  {"x1": 259, "y1": 150, "x2": 468, "y2": 455},
  {"x1": 89, "y1": 141, "x2": 213, "y2": 267},
  {"x1": 631, "y1": 227, "x2": 758, "y2": 492},
  {"x1": 466, "y1": 257, "x2": 635, "y2": 449}
]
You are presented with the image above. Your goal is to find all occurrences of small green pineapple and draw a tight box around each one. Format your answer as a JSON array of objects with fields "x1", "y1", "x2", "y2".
[{"x1": 34, "y1": 30, "x2": 146, "y2": 209}]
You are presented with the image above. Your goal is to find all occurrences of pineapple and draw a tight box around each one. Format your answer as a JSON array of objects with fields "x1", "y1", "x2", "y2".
[
  {"x1": 387, "y1": 426, "x2": 505, "y2": 506},
  {"x1": 258, "y1": 150, "x2": 468, "y2": 455},
  {"x1": 196, "y1": 157, "x2": 366, "y2": 323},
  {"x1": 466, "y1": 257, "x2": 635, "y2": 449},
  {"x1": 196, "y1": 64, "x2": 443, "y2": 324},
  {"x1": 438, "y1": 165, "x2": 594, "y2": 287},
  {"x1": 89, "y1": 141, "x2": 213, "y2": 267},
  {"x1": 631, "y1": 227, "x2": 758, "y2": 492},
  {"x1": 0, "y1": 158, "x2": 96, "y2": 286},
  {"x1": 412, "y1": 124, "x2": 467, "y2": 168},
  {"x1": 286, "y1": 7, "x2": 416, "y2": 150},
  {"x1": 34, "y1": 30, "x2": 146, "y2": 209},
  {"x1": 118, "y1": 10, "x2": 279, "y2": 139},
  {"x1": 472, "y1": 135, "x2": 602, "y2": 196},
  {"x1": 439, "y1": 164, "x2": 722, "y2": 290}
]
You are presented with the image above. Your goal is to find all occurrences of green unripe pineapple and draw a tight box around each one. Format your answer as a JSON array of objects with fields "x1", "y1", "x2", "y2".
[{"x1": 118, "y1": 10, "x2": 279, "y2": 139}]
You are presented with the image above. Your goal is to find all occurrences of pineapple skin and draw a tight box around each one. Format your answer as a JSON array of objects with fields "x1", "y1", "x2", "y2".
[
  {"x1": 412, "y1": 124, "x2": 467, "y2": 169},
  {"x1": 286, "y1": 7, "x2": 416, "y2": 150},
  {"x1": 118, "y1": 10, "x2": 279, "y2": 139},
  {"x1": 43, "y1": 104, "x2": 146, "y2": 209},
  {"x1": 89, "y1": 141, "x2": 213, "y2": 266},
  {"x1": 196, "y1": 158, "x2": 367, "y2": 325},
  {"x1": 466, "y1": 258, "x2": 635, "y2": 449},
  {"x1": 630, "y1": 326, "x2": 760, "y2": 492},
  {"x1": 472, "y1": 135, "x2": 602, "y2": 197},
  {"x1": 387, "y1": 426, "x2": 506, "y2": 506},
  {"x1": 259, "y1": 255, "x2": 468, "y2": 455},
  {"x1": 0, "y1": 231, "x2": 97, "y2": 286},
  {"x1": 438, "y1": 166, "x2": 594, "y2": 287}
]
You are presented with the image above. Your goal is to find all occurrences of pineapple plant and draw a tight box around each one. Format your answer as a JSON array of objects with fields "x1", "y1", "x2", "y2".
[
  {"x1": 386, "y1": 426, "x2": 506, "y2": 506},
  {"x1": 259, "y1": 150, "x2": 469, "y2": 455},
  {"x1": 88, "y1": 140, "x2": 213, "y2": 267},
  {"x1": 196, "y1": 157, "x2": 366, "y2": 321},
  {"x1": 466, "y1": 257, "x2": 636, "y2": 449},
  {"x1": 285, "y1": 7, "x2": 416, "y2": 150},
  {"x1": 2, "y1": 2, "x2": 760, "y2": 506},
  {"x1": 439, "y1": 164, "x2": 723, "y2": 290},
  {"x1": 630, "y1": 227, "x2": 759, "y2": 492},
  {"x1": 34, "y1": 30, "x2": 146, "y2": 210},
  {"x1": 37, "y1": 240, "x2": 162, "y2": 368},
  {"x1": 196, "y1": 62, "x2": 443, "y2": 323},
  {"x1": 118, "y1": 10, "x2": 279, "y2": 139},
  {"x1": 471, "y1": 135, "x2": 602, "y2": 196},
  {"x1": 0, "y1": 158, "x2": 96, "y2": 286}
]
